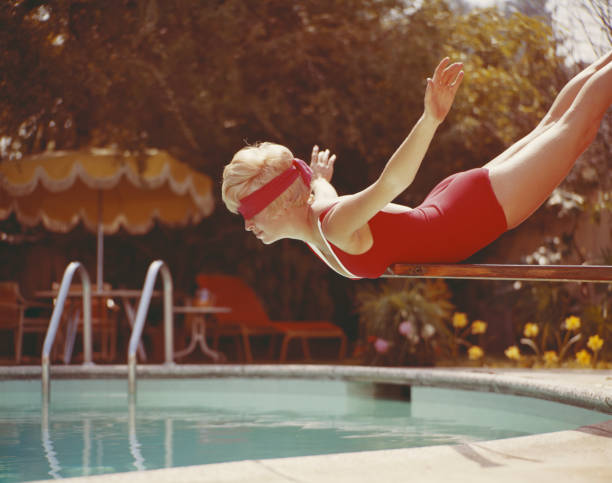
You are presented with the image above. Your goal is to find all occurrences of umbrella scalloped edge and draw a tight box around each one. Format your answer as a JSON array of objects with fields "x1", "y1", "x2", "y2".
[
  {"x1": 0, "y1": 202, "x2": 210, "y2": 235},
  {"x1": 0, "y1": 149, "x2": 215, "y2": 234}
]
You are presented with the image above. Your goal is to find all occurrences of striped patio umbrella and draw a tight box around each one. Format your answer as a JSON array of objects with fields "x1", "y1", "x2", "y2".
[{"x1": 0, "y1": 148, "x2": 214, "y2": 288}]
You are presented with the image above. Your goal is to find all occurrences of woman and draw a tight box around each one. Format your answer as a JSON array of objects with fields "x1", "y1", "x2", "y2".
[{"x1": 222, "y1": 53, "x2": 612, "y2": 279}]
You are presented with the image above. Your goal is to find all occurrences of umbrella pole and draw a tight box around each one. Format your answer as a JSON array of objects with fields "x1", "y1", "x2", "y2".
[{"x1": 97, "y1": 191, "x2": 103, "y2": 293}]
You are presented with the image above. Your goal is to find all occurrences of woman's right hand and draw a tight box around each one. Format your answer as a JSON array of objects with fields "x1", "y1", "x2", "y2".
[{"x1": 310, "y1": 145, "x2": 336, "y2": 183}]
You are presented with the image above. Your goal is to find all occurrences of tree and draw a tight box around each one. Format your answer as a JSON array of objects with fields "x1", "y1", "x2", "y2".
[
  {"x1": 1, "y1": 0, "x2": 567, "y2": 324},
  {"x1": 554, "y1": 0, "x2": 611, "y2": 59}
]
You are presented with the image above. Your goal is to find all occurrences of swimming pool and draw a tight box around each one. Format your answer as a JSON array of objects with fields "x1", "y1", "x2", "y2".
[{"x1": 1, "y1": 369, "x2": 609, "y2": 482}]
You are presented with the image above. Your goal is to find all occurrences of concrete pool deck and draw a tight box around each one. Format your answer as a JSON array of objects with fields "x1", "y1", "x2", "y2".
[
  {"x1": 35, "y1": 419, "x2": 612, "y2": 483},
  {"x1": 2, "y1": 365, "x2": 611, "y2": 482}
]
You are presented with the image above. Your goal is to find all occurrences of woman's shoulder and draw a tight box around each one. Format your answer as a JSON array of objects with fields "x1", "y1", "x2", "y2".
[
  {"x1": 312, "y1": 197, "x2": 412, "y2": 218},
  {"x1": 381, "y1": 202, "x2": 413, "y2": 214},
  {"x1": 310, "y1": 194, "x2": 346, "y2": 220}
]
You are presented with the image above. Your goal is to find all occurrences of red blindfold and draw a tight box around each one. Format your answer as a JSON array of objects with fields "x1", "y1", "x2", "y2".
[{"x1": 238, "y1": 158, "x2": 313, "y2": 219}]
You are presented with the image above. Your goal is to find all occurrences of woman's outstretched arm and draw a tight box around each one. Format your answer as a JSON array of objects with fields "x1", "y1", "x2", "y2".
[{"x1": 322, "y1": 58, "x2": 464, "y2": 244}]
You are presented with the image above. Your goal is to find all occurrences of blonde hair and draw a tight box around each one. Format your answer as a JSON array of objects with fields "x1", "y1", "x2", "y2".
[{"x1": 222, "y1": 142, "x2": 311, "y2": 217}]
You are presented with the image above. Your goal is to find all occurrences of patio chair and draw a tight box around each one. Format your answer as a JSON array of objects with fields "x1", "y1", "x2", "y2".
[
  {"x1": 0, "y1": 281, "x2": 52, "y2": 364},
  {"x1": 196, "y1": 274, "x2": 346, "y2": 362}
]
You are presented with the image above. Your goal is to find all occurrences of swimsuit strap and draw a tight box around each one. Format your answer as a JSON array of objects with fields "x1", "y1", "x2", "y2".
[{"x1": 306, "y1": 202, "x2": 360, "y2": 279}]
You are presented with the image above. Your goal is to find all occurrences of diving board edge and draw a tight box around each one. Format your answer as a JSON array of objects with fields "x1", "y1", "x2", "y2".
[{"x1": 385, "y1": 264, "x2": 612, "y2": 283}]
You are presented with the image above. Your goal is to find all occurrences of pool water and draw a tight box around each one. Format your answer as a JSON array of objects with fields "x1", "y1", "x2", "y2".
[{"x1": 0, "y1": 378, "x2": 608, "y2": 482}]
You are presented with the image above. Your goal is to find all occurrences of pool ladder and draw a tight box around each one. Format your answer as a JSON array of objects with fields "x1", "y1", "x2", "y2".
[
  {"x1": 41, "y1": 260, "x2": 175, "y2": 401},
  {"x1": 127, "y1": 260, "x2": 175, "y2": 394},
  {"x1": 42, "y1": 262, "x2": 93, "y2": 400}
]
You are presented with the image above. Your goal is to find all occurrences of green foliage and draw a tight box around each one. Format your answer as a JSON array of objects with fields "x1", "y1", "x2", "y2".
[
  {"x1": 450, "y1": 11, "x2": 560, "y2": 141},
  {"x1": 513, "y1": 283, "x2": 573, "y2": 341},
  {"x1": 417, "y1": 8, "x2": 566, "y2": 188},
  {"x1": 0, "y1": 1, "x2": 565, "y2": 180},
  {"x1": 0, "y1": 0, "x2": 571, "y2": 326},
  {"x1": 510, "y1": 280, "x2": 612, "y2": 361},
  {"x1": 355, "y1": 279, "x2": 454, "y2": 365}
]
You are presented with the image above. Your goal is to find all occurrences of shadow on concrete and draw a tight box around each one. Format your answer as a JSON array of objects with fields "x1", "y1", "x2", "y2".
[
  {"x1": 452, "y1": 440, "x2": 543, "y2": 468},
  {"x1": 451, "y1": 444, "x2": 503, "y2": 468},
  {"x1": 576, "y1": 419, "x2": 612, "y2": 438}
]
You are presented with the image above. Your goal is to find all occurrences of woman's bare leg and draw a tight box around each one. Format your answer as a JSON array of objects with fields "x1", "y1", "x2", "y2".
[
  {"x1": 488, "y1": 59, "x2": 612, "y2": 229},
  {"x1": 536, "y1": 50, "x2": 612, "y2": 127},
  {"x1": 485, "y1": 50, "x2": 612, "y2": 169}
]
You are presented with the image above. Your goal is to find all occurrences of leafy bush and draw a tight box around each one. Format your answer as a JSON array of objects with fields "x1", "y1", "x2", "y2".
[{"x1": 355, "y1": 279, "x2": 454, "y2": 366}]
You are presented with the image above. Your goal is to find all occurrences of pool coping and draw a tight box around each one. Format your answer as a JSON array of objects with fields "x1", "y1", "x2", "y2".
[
  {"x1": 1, "y1": 364, "x2": 612, "y2": 414},
  {"x1": 26, "y1": 419, "x2": 612, "y2": 483},
  {"x1": 3, "y1": 365, "x2": 611, "y2": 483}
]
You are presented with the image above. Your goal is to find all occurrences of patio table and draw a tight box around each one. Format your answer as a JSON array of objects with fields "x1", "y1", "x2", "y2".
[
  {"x1": 173, "y1": 305, "x2": 231, "y2": 362},
  {"x1": 35, "y1": 288, "x2": 159, "y2": 363}
]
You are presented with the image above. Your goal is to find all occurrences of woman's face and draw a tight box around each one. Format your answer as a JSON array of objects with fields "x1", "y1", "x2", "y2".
[{"x1": 244, "y1": 208, "x2": 286, "y2": 244}]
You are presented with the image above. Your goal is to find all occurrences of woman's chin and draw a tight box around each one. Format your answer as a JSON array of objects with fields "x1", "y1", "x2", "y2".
[{"x1": 260, "y1": 235, "x2": 280, "y2": 245}]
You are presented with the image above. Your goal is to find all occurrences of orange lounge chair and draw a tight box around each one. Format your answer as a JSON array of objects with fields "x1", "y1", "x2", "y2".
[
  {"x1": 196, "y1": 274, "x2": 346, "y2": 362},
  {"x1": 273, "y1": 320, "x2": 347, "y2": 362}
]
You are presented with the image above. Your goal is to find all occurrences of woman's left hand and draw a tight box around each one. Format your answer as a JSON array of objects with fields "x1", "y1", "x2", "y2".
[
  {"x1": 310, "y1": 145, "x2": 336, "y2": 182},
  {"x1": 424, "y1": 57, "x2": 464, "y2": 123}
]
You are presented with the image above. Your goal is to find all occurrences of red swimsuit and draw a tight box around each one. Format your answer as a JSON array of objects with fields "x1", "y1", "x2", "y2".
[{"x1": 309, "y1": 168, "x2": 508, "y2": 279}]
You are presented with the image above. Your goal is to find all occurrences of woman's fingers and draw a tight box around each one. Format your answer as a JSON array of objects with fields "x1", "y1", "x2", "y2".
[
  {"x1": 451, "y1": 70, "x2": 464, "y2": 89},
  {"x1": 318, "y1": 148, "x2": 332, "y2": 164},
  {"x1": 312, "y1": 146, "x2": 336, "y2": 169},
  {"x1": 311, "y1": 145, "x2": 320, "y2": 166},
  {"x1": 441, "y1": 62, "x2": 463, "y2": 86},
  {"x1": 433, "y1": 57, "x2": 450, "y2": 83},
  {"x1": 432, "y1": 57, "x2": 463, "y2": 88}
]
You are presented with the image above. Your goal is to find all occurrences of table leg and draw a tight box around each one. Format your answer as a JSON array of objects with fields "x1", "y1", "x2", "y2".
[
  {"x1": 174, "y1": 320, "x2": 199, "y2": 359},
  {"x1": 195, "y1": 320, "x2": 225, "y2": 362},
  {"x1": 63, "y1": 307, "x2": 80, "y2": 364},
  {"x1": 174, "y1": 316, "x2": 225, "y2": 362}
]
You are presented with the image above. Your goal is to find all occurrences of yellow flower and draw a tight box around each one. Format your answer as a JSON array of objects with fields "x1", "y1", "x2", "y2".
[
  {"x1": 564, "y1": 315, "x2": 581, "y2": 331},
  {"x1": 523, "y1": 322, "x2": 539, "y2": 338},
  {"x1": 505, "y1": 345, "x2": 521, "y2": 361},
  {"x1": 471, "y1": 320, "x2": 487, "y2": 334},
  {"x1": 468, "y1": 346, "x2": 484, "y2": 360},
  {"x1": 575, "y1": 349, "x2": 592, "y2": 367},
  {"x1": 543, "y1": 350, "x2": 559, "y2": 365},
  {"x1": 452, "y1": 312, "x2": 468, "y2": 329},
  {"x1": 587, "y1": 334, "x2": 604, "y2": 352}
]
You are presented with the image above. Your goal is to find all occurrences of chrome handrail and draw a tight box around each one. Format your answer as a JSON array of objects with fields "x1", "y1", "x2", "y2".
[
  {"x1": 42, "y1": 261, "x2": 93, "y2": 401},
  {"x1": 128, "y1": 260, "x2": 174, "y2": 395}
]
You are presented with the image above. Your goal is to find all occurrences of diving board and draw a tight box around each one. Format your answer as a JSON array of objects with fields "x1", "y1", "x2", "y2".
[{"x1": 385, "y1": 264, "x2": 612, "y2": 283}]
